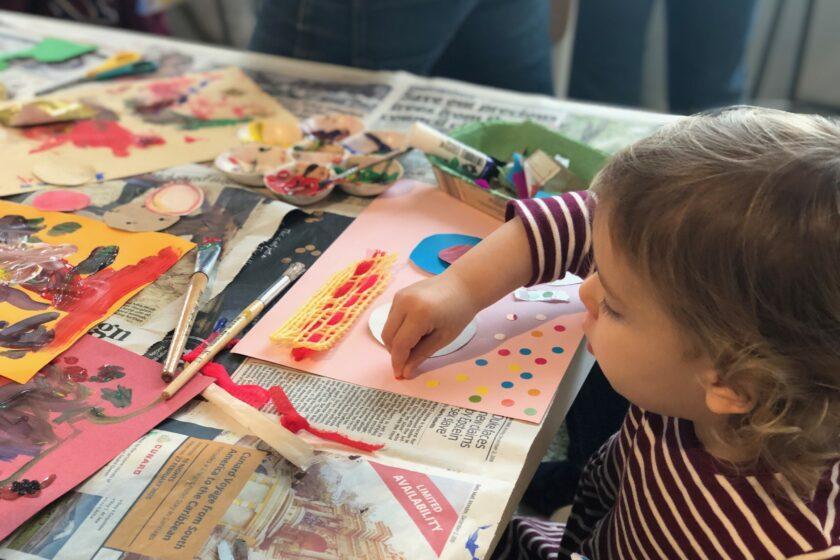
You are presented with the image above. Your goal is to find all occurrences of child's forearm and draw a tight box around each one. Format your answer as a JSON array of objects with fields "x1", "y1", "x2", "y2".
[{"x1": 439, "y1": 217, "x2": 532, "y2": 314}]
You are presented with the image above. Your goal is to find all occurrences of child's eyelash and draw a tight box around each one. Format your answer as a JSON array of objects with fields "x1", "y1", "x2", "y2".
[{"x1": 600, "y1": 298, "x2": 621, "y2": 319}]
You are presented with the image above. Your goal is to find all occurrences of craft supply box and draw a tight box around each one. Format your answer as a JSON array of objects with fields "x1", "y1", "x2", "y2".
[{"x1": 429, "y1": 120, "x2": 608, "y2": 221}]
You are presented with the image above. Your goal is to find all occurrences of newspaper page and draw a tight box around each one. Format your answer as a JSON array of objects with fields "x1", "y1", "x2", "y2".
[{"x1": 0, "y1": 411, "x2": 516, "y2": 560}]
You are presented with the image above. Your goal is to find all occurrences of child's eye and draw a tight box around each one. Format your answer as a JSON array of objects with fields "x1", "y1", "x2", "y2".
[{"x1": 599, "y1": 298, "x2": 622, "y2": 319}]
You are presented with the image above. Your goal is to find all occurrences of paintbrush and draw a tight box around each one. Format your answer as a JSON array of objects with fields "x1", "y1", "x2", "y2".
[
  {"x1": 161, "y1": 238, "x2": 222, "y2": 382},
  {"x1": 161, "y1": 261, "x2": 307, "y2": 399},
  {"x1": 320, "y1": 147, "x2": 412, "y2": 188}
]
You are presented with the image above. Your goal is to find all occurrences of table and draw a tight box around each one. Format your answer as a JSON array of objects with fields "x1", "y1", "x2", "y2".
[{"x1": 0, "y1": 10, "x2": 675, "y2": 558}]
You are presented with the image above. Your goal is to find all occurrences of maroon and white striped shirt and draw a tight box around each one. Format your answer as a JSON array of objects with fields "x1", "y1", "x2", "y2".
[{"x1": 494, "y1": 193, "x2": 840, "y2": 560}]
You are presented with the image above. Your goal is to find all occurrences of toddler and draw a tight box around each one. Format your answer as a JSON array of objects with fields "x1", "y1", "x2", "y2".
[{"x1": 383, "y1": 107, "x2": 840, "y2": 559}]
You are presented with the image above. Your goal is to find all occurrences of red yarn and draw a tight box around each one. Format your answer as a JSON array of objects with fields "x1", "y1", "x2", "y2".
[
  {"x1": 268, "y1": 386, "x2": 384, "y2": 453},
  {"x1": 182, "y1": 341, "x2": 269, "y2": 409}
]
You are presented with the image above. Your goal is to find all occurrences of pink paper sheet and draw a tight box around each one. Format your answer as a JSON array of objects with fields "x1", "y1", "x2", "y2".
[
  {"x1": 0, "y1": 335, "x2": 212, "y2": 541},
  {"x1": 234, "y1": 181, "x2": 587, "y2": 422}
]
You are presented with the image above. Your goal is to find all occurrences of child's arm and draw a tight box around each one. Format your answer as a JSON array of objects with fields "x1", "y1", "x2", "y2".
[{"x1": 384, "y1": 191, "x2": 595, "y2": 378}]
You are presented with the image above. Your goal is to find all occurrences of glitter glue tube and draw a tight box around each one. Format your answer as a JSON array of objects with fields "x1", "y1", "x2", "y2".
[{"x1": 407, "y1": 122, "x2": 498, "y2": 179}]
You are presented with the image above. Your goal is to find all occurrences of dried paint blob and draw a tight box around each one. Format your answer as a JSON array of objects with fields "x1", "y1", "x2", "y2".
[
  {"x1": 524, "y1": 408, "x2": 538, "y2": 416},
  {"x1": 370, "y1": 303, "x2": 477, "y2": 357},
  {"x1": 501, "y1": 381, "x2": 514, "y2": 389},
  {"x1": 145, "y1": 181, "x2": 204, "y2": 216},
  {"x1": 32, "y1": 190, "x2": 91, "y2": 212},
  {"x1": 494, "y1": 333, "x2": 506, "y2": 341},
  {"x1": 31, "y1": 159, "x2": 96, "y2": 186},
  {"x1": 552, "y1": 347, "x2": 564, "y2": 354},
  {"x1": 501, "y1": 399, "x2": 515, "y2": 407},
  {"x1": 520, "y1": 372, "x2": 533, "y2": 379},
  {"x1": 104, "y1": 203, "x2": 179, "y2": 232},
  {"x1": 336, "y1": 154, "x2": 404, "y2": 197}
]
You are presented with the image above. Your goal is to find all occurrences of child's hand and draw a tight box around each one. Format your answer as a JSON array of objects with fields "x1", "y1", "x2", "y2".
[{"x1": 383, "y1": 275, "x2": 478, "y2": 379}]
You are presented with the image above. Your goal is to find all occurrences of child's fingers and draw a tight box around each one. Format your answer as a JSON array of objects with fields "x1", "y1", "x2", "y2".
[
  {"x1": 389, "y1": 320, "x2": 429, "y2": 379},
  {"x1": 401, "y1": 331, "x2": 449, "y2": 379},
  {"x1": 381, "y1": 304, "x2": 406, "y2": 350}
]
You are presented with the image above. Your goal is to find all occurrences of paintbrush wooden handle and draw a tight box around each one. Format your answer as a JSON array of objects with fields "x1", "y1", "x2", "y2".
[
  {"x1": 202, "y1": 383, "x2": 314, "y2": 470},
  {"x1": 161, "y1": 272, "x2": 208, "y2": 382},
  {"x1": 161, "y1": 300, "x2": 264, "y2": 399}
]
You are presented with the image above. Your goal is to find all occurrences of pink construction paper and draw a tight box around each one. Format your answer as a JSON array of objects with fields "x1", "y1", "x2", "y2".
[
  {"x1": 234, "y1": 181, "x2": 587, "y2": 422},
  {"x1": 0, "y1": 335, "x2": 212, "y2": 541}
]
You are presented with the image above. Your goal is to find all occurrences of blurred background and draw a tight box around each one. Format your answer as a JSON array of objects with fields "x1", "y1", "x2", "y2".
[{"x1": 1, "y1": 0, "x2": 836, "y2": 116}]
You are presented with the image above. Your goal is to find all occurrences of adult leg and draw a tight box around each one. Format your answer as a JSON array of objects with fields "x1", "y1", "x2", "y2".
[
  {"x1": 567, "y1": 0, "x2": 655, "y2": 107},
  {"x1": 429, "y1": 0, "x2": 554, "y2": 95},
  {"x1": 665, "y1": 0, "x2": 758, "y2": 114},
  {"x1": 249, "y1": 0, "x2": 478, "y2": 75}
]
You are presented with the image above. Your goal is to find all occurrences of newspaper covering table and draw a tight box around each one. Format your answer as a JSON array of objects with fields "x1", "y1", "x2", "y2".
[{"x1": 0, "y1": 11, "x2": 674, "y2": 559}]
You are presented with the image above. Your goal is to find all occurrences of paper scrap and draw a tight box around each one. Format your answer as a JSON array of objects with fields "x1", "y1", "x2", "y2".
[{"x1": 369, "y1": 302, "x2": 477, "y2": 357}]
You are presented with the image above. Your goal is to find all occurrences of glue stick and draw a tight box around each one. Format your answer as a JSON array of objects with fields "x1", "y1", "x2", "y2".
[{"x1": 407, "y1": 122, "x2": 497, "y2": 179}]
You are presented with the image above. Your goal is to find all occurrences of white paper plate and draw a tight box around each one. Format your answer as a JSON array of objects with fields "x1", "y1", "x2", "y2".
[{"x1": 369, "y1": 302, "x2": 477, "y2": 357}]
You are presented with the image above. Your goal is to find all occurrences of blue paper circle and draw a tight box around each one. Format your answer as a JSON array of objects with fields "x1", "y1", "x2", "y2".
[{"x1": 409, "y1": 233, "x2": 482, "y2": 275}]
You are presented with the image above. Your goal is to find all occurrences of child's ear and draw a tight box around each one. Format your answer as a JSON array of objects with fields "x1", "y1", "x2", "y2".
[{"x1": 700, "y1": 369, "x2": 754, "y2": 415}]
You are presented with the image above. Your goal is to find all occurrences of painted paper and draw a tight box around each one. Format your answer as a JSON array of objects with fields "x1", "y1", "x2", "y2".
[
  {"x1": 0, "y1": 199, "x2": 193, "y2": 383},
  {"x1": 0, "y1": 67, "x2": 296, "y2": 196},
  {"x1": 0, "y1": 335, "x2": 213, "y2": 542},
  {"x1": 234, "y1": 182, "x2": 587, "y2": 422}
]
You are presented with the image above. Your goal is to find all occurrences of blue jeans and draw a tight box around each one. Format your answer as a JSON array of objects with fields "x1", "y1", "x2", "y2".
[
  {"x1": 569, "y1": 0, "x2": 758, "y2": 114},
  {"x1": 249, "y1": 0, "x2": 555, "y2": 95}
]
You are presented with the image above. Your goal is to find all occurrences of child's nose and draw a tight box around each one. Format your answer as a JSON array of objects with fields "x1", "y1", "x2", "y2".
[{"x1": 579, "y1": 274, "x2": 599, "y2": 319}]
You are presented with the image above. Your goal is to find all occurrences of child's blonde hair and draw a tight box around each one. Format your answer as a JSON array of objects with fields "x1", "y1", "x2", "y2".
[{"x1": 593, "y1": 106, "x2": 840, "y2": 495}]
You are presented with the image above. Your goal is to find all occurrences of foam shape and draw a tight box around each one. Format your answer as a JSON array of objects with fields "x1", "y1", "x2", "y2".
[
  {"x1": 104, "y1": 203, "x2": 180, "y2": 232},
  {"x1": 409, "y1": 233, "x2": 482, "y2": 275},
  {"x1": 369, "y1": 302, "x2": 477, "y2": 357},
  {"x1": 144, "y1": 181, "x2": 204, "y2": 215},
  {"x1": 32, "y1": 190, "x2": 91, "y2": 212}
]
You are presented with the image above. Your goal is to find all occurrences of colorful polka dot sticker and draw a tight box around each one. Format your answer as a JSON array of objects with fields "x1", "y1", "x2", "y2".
[
  {"x1": 528, "y1": 389, "x2": 541, "y2": 396},
  {"x1": 455, "y1": 373, "x2": 469, "y2": 382},
  {"x1": 425, "y1": 379, "x2": 439, "y2": 388},
  {"x1": 520, "y1": 372, "x2": 533, "y2": 379},
  {"x1": 498, "y1": 349, "x2": 511, "y2": 357},
  {"x1": 494, "y1": 333, "x2": 506, "y2": 341},
  {"x1": 475, "y1": 359, "x2": 488, "y2": 366},
  {"x1": 501, "y1": 381, "x2": 514, "y2": 389},
  {"x1": 535, "y1": 357, "x2": 547, "y2": 365},
  {"x1": 508, "y1": 363, "x2": 521, "y2": 373},
  {"x1": 552, "y1": 346, "x2": 564, "y2": 354},
  {"x1": 475, "y1": 386, "x2": 489, "y2": 396},
  {"x1": 554, "y1": 324, "x2": 566, "y2": 332},
  {"x1": 535, "y1": 313, "x2": 547, "y2": 321},
  {"x1": 501, "y1": 399, "x2": 515, "y2": 407},
  {"x1": 531, "y1": 330, "x2": 543, "y2": 338},
  {"x1": 519, "y1": 348, "x2": 532, "y2": 356},
  {"x1": 524, "y1": 407, "x2": 537, "y2": 416},
  {"x1": 469, "y1": 395, "x2": 482, "y2": 403}
]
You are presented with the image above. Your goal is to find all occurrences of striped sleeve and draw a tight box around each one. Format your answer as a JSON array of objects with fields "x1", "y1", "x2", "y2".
[{"x1": 505, "y1": 191, "x2": 596, "y2": 286}]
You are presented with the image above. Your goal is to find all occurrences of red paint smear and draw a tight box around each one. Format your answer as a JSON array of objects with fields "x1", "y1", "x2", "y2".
[
  {"x1": 41, "y1": 248, "x2": 182, "y2": 351},
  {"x1": 23, "y1": 120, "x2": 165, "y2": 158},
  {"x1": 147, "y1": 76, "x2": 194, "y2": 100},
  {"x1": 183, "y1": 136, "x2": 199, "y2": 143}
]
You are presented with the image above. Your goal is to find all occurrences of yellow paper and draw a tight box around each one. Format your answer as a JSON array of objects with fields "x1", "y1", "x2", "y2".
[
  {"x1": 0, "y1": 67, "x2": 299, "y2": 195},
  {"x1": 0, "y1": 200, "x2": 193, "y2": 383}
]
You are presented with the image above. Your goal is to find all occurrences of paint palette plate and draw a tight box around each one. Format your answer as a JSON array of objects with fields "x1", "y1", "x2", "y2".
[
  {"x1": 337, "y1": 155, "x2": 405, "y2": 197},
  {"x1": 215, "y1": 144, "x2": 293, "y2": 186}
]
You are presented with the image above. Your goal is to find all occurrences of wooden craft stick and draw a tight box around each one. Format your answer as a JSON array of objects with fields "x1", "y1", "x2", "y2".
[{"x1": 202, "y1": 383, "x2": 314, "y2": 470}]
